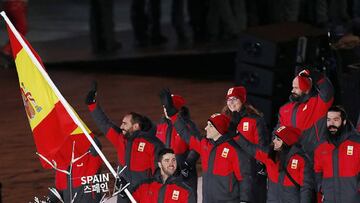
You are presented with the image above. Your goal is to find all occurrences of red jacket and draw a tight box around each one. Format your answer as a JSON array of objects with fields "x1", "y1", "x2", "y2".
[
  {"x1": 314, "y1": 123, "x2": 360, "y2": 203},
  {"x1": 277, "y1": 76, "x2": 334, "y2": 152},
  {"x1": 174, "y1": 117, "x2": 251, "y2": 203},
  {"x1": 156, "y1": 115, "x2": 189, "y2": 156},
  {"x1": 133, "y1": 171, "x2": 196, "y2": 203},
  {"x1": 88, "y1": 103, "x2": 164, "y2": 189},
  {"x1": 54, "y1": 153, "x2": 103, "y2": 203},
  {"x1": 237, "y1": 135, "x2": 314, "y2": 203},
  {"x1": 233, "y1": 108, "x2": 269, "y2": 146}
]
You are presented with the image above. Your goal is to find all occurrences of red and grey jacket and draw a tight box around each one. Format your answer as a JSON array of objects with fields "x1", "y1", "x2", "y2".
[
  {"x1": 88, "y1": 103, "x2": 164, "y2": 189},
  {"x1": 53, "y1": 153, "x2": 103, "y2": 203},
  {"x1": 156, "y1": 114, "x2": 200, "y2": 170},
  {"x1": 314, "y1": 123, "x2": 360, "y2": 203},
  {"x1": 132, "y1": 170, "x2": 196, "y2": 203},
  {"x1": 233, "y1": 107, "x2": 269, "y2": 147},
  {"x1": 174, "y1": 117, "x2": 251, "y2": 203},
  {"x1": 277, "y1": 76, "x2": 334, "y2": 152},
  {"x1": 237, "y1": 135, "x2": 314, "y2": 203}
]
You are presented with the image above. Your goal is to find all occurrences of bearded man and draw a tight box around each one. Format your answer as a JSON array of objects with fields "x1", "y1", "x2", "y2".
[{"x1": 313, "y1": 105, "x2": 360, "y2": 203}]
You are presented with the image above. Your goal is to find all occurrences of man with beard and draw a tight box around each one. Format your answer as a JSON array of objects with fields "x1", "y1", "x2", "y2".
[
  {"x1": 131, "y1": 148, "x2": 196, "y2": 202},
  {"x1": 85, "y1": 82, "x2": 164, "y2": 202},
  {"x1": 276, "y1": 69, "x2": 334, "y2": 153},
  {"x1": 314, "y1": 105, "x2": 360, "y2": 203}
]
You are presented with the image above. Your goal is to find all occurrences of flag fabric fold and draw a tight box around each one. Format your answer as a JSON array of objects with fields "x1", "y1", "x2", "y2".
[{"x1": 6, "y1": 19, "x2": 92, "y2": 169}]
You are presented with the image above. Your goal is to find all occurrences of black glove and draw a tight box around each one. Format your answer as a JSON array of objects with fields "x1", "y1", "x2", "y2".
[
  {"x1": 178, "y1": 106, "x2": 190, "y2": 121},
  {"x1": 309, "y1": 69, "x2": 323, "y2": 83},
  {"x1": 85, "y1": 81, "x2": 97, "y2": 105},
  {"x1": 159, "y1": 88, "x2": 177, "y2": 117},
  {"x1": 228, "y1": 111, "x2": 242, "y2": 134},
  {"x1": 180, "y1": 161, "x2": 191, "y2": 178},
  {"x1": 115, "y1": 176, "x2": 129, "y2": 198}
]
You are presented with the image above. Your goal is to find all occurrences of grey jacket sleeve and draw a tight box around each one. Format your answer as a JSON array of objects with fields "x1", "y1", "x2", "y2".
[
  {"x1": 300, "y1": 156, "x2": 315, "y2": 203},
  {"x1": 237, "y1": 147, "x2": 252, "y2": 202},
  {"x1": 89, "y1": 103, "x2": 121, "y2": 135}
]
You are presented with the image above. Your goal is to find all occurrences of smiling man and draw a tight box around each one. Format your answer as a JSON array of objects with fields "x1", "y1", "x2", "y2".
[
  {"x1": 314, "y1": 105, "x2": 360, "y2": 203},
  {"x1": 132, "y1": 148, "x2": 196, "y2": 203}
]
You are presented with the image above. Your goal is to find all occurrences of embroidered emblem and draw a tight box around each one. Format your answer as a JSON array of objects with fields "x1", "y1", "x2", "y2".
[
  {"x1": 347, "y1": 146, "x2": 354, "y2": 155},
  {"x1": 291, "y1": 159, "x2": 298, "y2": 169},
  {"x1": 221, "y1": 148, "x2": 229, "y2": 158},
  {"x1": 243, "y1": 122, "x2": 249, "y2": 131},
  {"x1": 172, "y1": 190, "x2": 179, "y2": 200},
  {"x1": 227, "y1": 88, "x2": 234, "y2": 96},
  {"x1": 138, "y1": 142, "x2": 146, "y2": 152}
]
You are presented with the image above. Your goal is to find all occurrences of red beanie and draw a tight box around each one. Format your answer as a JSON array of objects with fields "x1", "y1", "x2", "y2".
[
  {"x1": 171, "y1": 94, "x2": 185, "y2": 110},
  {"x1": 296, "y1": 76, "x2": 312, "y2": 92},
  {"x1": 208, "y1": 113, "x2": 230, "y2": 135},
  {"x1": 274, "y1": 126, "x2": 302, "y2": 146},
  {"x1": 226, "y1": 86, "x2": 247, "y2": 103}
]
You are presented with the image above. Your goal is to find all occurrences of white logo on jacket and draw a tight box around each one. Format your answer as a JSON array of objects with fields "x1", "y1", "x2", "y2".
[
  {"x1": 243, "y1": 122, "x2": 249, "y2": 131},
  {"x1": 221, "y1": 148, "x2": 230, "y2": 158},
  {"x1": 172, "y1": 190, "x2": 180, "y2": 200},
  {"x1": 302, "y1": 104, "x2": 308, "y2": 111},
  {"x1": 291, "y1": 159, "x2": 298, "y2": 169},
  {"x1": 347, "y1": 146, "x2": 354, "y2": 155},
  {"x1": 138, "y1": 142, "x2": 146, "y2": 152}
]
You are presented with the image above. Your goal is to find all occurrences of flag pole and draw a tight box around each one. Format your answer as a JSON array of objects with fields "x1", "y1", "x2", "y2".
[{"x1": 0, "y1": 11, "x2": 136, "y2": 203}]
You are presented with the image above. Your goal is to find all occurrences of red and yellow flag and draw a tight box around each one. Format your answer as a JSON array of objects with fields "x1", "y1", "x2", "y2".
[{"x1": 6, "y1": 19, "x2": 92, "y2": 169}]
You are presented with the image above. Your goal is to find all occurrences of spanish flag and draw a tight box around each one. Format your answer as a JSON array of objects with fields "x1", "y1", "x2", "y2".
[{"x1": 2, "y1": 12, "x2": 92, "y2": 169}]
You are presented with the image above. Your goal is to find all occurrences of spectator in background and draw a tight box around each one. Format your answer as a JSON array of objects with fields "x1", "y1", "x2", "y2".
[
  {"x1": 1, "y1": 0, "x2": 28, "y2": 57},
  {"x1": 130, "y1": 0, "x2": 167, "y2": 47},
  {"x1": 157, "y1": 89, "x2": 199, "y2": 198},
  {"x1": 187, "y1": 0, "x2": 209, "y2": 43},
  {"x1": 171, "y1": 0, "x2": 189, "y2": 44},
  {"x1": 0, "y1": 0, "x2": 28, "y2": 68},
  {"x1": 314, "y1": 105, "x2": 360, "y2": 202},
  {"x1": 132, "y1": 148, "x2": 196, "y2": 203},
  {"x1": 316, "y1": 0, "x2": 350, "y2": 27},
  {"x1": 222, "y1": 86, "x2": 268, "y2": 203},
  {"x1": 89, "y1": 0, "x2": 121, "y2": 54},
  {"x1": 207, "y1": 0, "x2": 238, "y2": 42}
]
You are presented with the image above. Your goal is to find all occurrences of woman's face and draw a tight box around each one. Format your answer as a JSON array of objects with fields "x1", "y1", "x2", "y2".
[
  {"x1": 226, "y1": 96, "x2": 242, "y2": 112},
  {"x1": 272, "y1": 136, "x2": 283, "y2": 151}
]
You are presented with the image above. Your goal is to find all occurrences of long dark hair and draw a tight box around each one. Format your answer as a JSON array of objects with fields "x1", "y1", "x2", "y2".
[
  {"x1": 268, "y1": 142, "x2": 290, "y2": 172},
  {"x1": 222, "y1": 103, "x2": 263, "y2": 117}
]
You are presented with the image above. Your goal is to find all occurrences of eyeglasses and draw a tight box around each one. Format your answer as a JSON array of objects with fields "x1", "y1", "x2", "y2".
[{"x1": 227, "y1": 97, "x2": 239, "y2": 103}]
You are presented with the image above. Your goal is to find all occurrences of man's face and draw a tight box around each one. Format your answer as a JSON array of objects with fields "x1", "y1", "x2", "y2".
[
  {"x1": 327, "y1": 111, "x2": 345, "y2": 135},
  {"x1": 205, "y1": 121, "x2": 221, "y2": 140},
  {"x1": 226, "y1": 96, "x2": 242, "y2": 112},
  {"x1": 158, "y1": 153, "x2": 177, "y2": 176},
  {"x1": 291, "y1": 77, "x2": 305, "y2": 99},
  {"x1": 120, "y1": 115, "x2": 136, "y2": 136}
]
